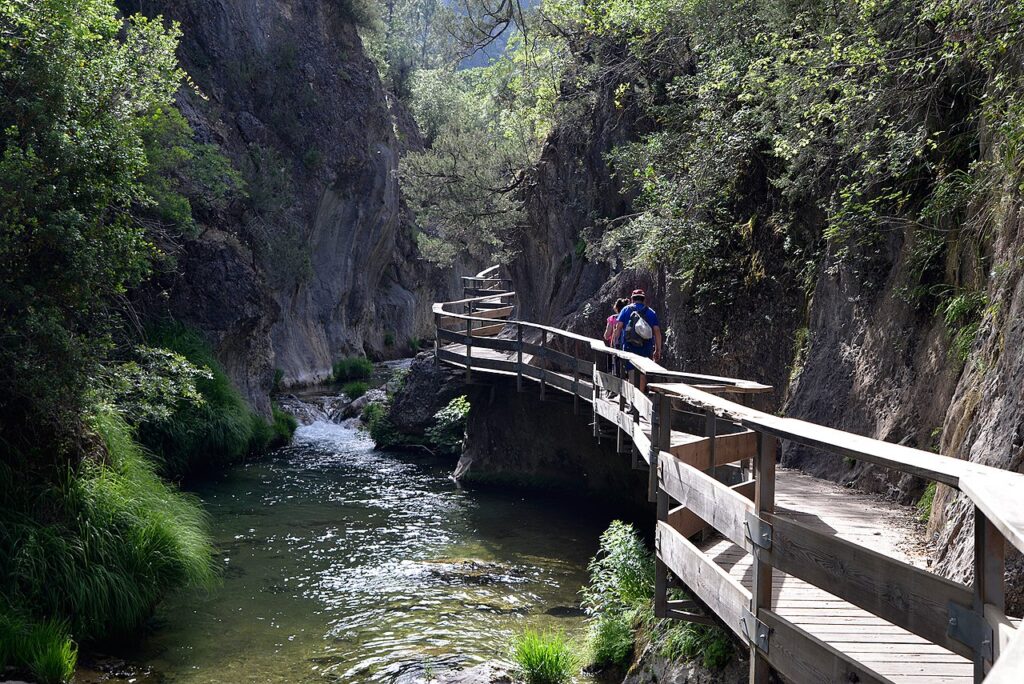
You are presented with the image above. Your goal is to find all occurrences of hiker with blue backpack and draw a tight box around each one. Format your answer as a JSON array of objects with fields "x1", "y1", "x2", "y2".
[{"x1": 612, "y1": 289, "x2": 662, "y2": 364}]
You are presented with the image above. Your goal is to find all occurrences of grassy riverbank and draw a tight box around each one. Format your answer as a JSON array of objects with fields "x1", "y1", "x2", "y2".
[{"x1": 0, "y1": 408, "x2": 217, "y2": 682}]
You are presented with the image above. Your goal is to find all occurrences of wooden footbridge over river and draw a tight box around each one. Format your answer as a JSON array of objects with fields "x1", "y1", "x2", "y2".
[{"x1": 432, "y1": 267, "x2": 1024, "y2": 684}]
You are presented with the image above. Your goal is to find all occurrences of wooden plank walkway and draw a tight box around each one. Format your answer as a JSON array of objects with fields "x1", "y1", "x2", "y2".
[{"x1": 708, "y1": 469, "x2": 974, "y2": 683}]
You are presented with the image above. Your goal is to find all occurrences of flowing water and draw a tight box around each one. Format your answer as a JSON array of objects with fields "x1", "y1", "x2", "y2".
[{"x1": 137, "y1": 420, "x2": 610, "y2": 683}]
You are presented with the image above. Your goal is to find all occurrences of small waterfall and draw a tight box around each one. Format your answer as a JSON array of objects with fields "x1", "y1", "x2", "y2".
[{"x1": 276, "y1": 393, "x2": 351, "y2": 425}]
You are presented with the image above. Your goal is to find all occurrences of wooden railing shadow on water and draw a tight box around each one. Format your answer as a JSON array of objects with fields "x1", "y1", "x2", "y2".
[{"x1": 433, "y1": 267, "x2": 1024, "y2": 684}]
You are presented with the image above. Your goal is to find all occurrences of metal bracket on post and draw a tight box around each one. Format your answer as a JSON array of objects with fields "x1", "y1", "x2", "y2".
[
  {"x1": 741, "y1": 609, "x2": 770, "y2": 653},
  {"x1": 744, "y1": 511, "x2": 773, "y2": 551},
  {"x1": 948, "y1": 601, "x2": 994, "y2": 662}
]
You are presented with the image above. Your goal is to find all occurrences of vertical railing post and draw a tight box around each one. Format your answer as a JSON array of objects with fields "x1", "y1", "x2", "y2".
[
  {"x1": 465, "y1": 301, "x2": 473, "y2": 384},
  {"x1": 539, "y1": 330, "x2": 547, "y2": 401},
  {"x1": 516, "y1": 322, "x2": 523, "y2": 393},
  {"x1": 642, "y1": 373, "x2": 655, "y2": 503},
  {"x1": 433, "y1": 311, "x2": 440, "y2": 366},
  {"x1": 572, "y1": 340, "x2": 581, "y2": 415},
  {"x1": 704, "y1": 408, "x2": 718, "y2": 476},
  {"x1": 749, "y1": 432, "x2": 776, "y2": 684},
  {"x1": 973, "y1": 507, "x2": 1005, "y2": 680},
  {"x1": 654, "y1": 392, "x2": 672, "y2": 619},
  {"x1": 616, "y1": 361, "x2": 628, "y2": 454}
]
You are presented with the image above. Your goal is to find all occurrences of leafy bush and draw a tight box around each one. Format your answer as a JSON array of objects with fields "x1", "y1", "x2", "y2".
[
  {"x1": 587, "y1": 611, "x2": 633, "y2": 668},
  {"x1": 0, "y1": 0, "x2": 183, "y2": 460},
  {"x1": 362, "y1": 401, "x2": 411, "y2": 451},
  {"x1": 332, "y1": 356, "x2": 375, "y2": 382},
  {"x1": 509, "y1": 630, "x2": 579, "y2": 684},
  {"x1": 579, "y1": 522, "x2": 735, "y2": 670},
  {"x1": 138, "y1": 323, "x2": 284, "y2": 476},
  {"x1": 580, "y1": 521, "x2": 654, "y2": 670},
  {"x1": 425, "y1": 395, "x2": 470, "y2": 454},
  {"x1": 342, "y1": 381, "x2": 370, "y2": 399},
  {"x1": 582, "y1": 521, "x2": 655, "y2": 615},
  {"x1": 0, "y1": 407, "x2": 215, "y2": 649}
]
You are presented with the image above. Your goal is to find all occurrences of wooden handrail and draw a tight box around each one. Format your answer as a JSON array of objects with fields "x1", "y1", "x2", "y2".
[{"x1": 648, "y1": 381, "x2": 1024, "y2": 546}]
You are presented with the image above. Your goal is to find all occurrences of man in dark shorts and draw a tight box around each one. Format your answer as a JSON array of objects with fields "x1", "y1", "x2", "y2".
[{"x1": 613, "y1": 289, "x2": 662, "y2": 364}]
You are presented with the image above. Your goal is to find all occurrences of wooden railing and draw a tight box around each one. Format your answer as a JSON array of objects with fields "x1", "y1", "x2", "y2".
[{"x1": 433, "y1": 267, "x2": 1024, "y2": 683}]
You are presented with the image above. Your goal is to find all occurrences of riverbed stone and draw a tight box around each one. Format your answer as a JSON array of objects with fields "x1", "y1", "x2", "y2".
[
  {"x1": 623, "y1": 642, "x2": 747, "y2": 684},
  {"x1": 437, "y1": 663, "x2": 513, "y2": 683},
  {"x1": 387, "y1": 353, "x2": 468, "y2": 438}
]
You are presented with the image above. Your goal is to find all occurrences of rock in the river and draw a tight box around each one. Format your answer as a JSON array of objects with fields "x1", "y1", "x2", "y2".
[
  {"x1": 623, "y1": 642, "x2": 747, "y2": 684},
  {"x1": 343, "y1": 388, "x2": 386, "y2": 419},
  {"x1": 388, "y1": 353, "x2": 467, "y2": 438},
  {"x1": 437, "y1": 663, "x2": 513, "y2": 683}
]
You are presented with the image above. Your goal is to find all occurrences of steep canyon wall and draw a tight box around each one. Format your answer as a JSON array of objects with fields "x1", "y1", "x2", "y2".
[
  {"x1": 507, "y1": 58, "x2": 1023, "y2": 609},
  {"x1": 125, "y1": 0, "x2": 457, "y2": 409}
]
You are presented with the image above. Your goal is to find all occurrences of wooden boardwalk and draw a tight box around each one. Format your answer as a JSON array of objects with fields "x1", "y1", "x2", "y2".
[
  {"x1": 717, "y1": 469, "x2": 973, "y2": 683},
  {"x1": 432, "y1": 268, "x2": 1024, "y2": 683}
]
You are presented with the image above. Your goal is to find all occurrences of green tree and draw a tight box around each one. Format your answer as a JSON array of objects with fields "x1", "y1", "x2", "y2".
[
  {"x1": 401, "y1": 29, "x2": 567, "y2": 265},
  {"x1": 0, "y1": 0, "x2": 183, "y2": 460}
]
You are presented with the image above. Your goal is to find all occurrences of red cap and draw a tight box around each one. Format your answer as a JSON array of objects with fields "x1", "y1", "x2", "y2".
[{"x1": 631, "y1": 289, "x2": 646, "y2": 298}]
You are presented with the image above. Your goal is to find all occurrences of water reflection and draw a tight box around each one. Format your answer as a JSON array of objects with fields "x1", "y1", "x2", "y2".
[{"x1": 139, "y1": 421, "x2": 608, "y2": 682}]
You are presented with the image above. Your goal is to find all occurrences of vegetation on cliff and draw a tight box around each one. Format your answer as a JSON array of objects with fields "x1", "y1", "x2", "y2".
[
  {"x1": 0, "y1": 1, "x2": 288, "y2": 674},
  {"x1": 397, "y1": 0, "x2": 1023, "y2": 357},
  {"x1": 138, "y1": 324, "x2": 296, "y2": 478}
]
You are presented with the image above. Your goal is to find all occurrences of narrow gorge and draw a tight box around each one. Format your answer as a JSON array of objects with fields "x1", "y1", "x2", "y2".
[{"x1": 1, "y1": 1, "x2": 1023, "y2": 684}]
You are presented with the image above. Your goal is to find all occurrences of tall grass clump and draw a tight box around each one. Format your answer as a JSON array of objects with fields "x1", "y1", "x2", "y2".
[
  {"x1": 332, "y1": 356, "x2": 374, "y2": 382},
  {"x1": 0, "y1": 406, "x2": 216, "y2": 652},
  {"x1": 342, "y1": 380, "x2": 370, "y2": 399},
  {"x1": 0, "y1": 611, "x2": 77, "y2": 684},
  {"x1": 509, "y1": 629, "x2": 579, "y2": 684},
  {"x1": 139, "y1": 322, "x2": 286, "y2": 476},
  {"x1": 660, "y1": 621, "x2": 733, "y2": 670}
]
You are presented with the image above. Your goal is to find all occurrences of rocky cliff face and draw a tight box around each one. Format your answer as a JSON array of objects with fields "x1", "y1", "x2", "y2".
[{"x1": 125, "y1": 0, "x2": 457, "y2": 406}]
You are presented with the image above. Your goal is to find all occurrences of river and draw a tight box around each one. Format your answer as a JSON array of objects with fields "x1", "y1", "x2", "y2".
[{"x1": 136, "y1": 419, "x2": 611, "y2": 683}]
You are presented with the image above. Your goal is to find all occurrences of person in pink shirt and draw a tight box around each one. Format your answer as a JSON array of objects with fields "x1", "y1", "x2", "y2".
[{"x1": 603, "y1": 298, "x2": 629, "y2": 346}]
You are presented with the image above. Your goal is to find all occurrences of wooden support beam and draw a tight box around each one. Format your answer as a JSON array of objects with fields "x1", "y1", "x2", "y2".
[
  {"x1": 516, "y1": 324, "x2": 523, "y2": 393},
  {"x1": 656, "y1": 521, "x2": 750, "y2": 642},
  {"x1": 654, "y1": 392, "x2": 672, "y2": 620},
  {"x1": 974, "y1": 508, "x2": 1005, "y2": 679},
  {"x1": 659, "y1": 452, "x2": 755, "y2": 552},
  {"x1": 750, "y1": 432, "x2": 776, "y2": 683},
  {"x1": 669, "y1": 430, "x2": 758, "y2": 469}
]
